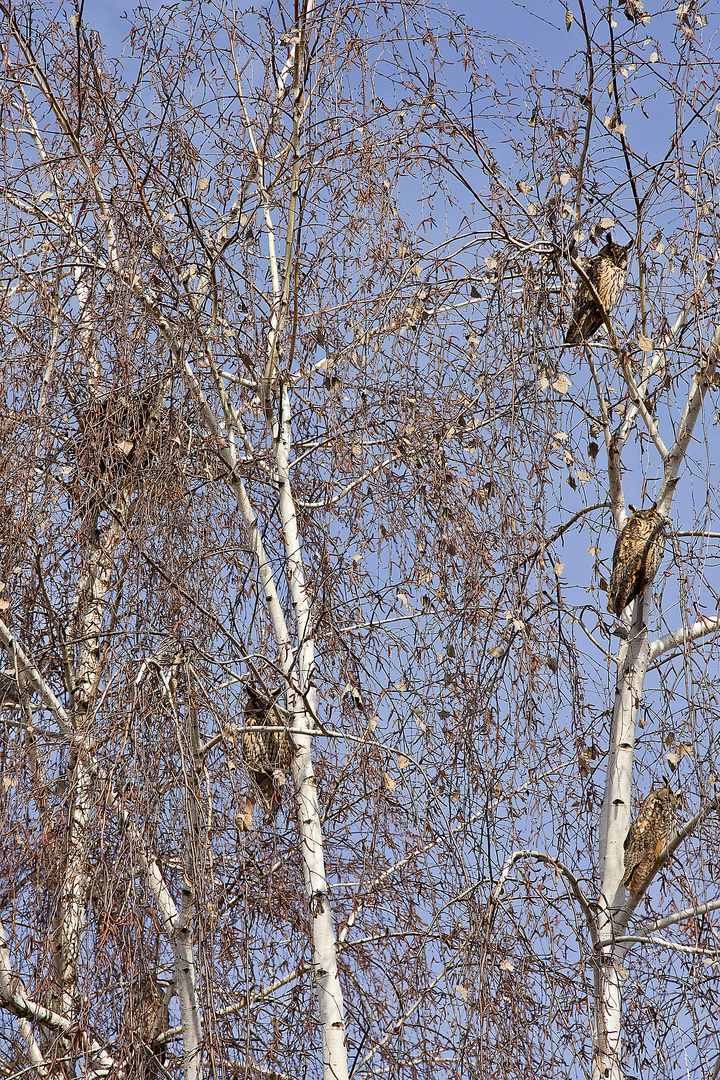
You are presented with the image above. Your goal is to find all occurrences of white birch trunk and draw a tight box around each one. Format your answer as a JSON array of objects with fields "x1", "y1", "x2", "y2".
[
  {"x1": 6, "y1": 7, "x2": 345, "y2": 1073},
  {"x1": 53, "y1": 469, "x2": 124, "y2": 1022},
  {"x1": 184, "y1": 370, "x2": 350, "y2": 1078},
  {"x1": 0, "y1": 618, "x2": 204, "y2": 1077},
  {"x1": 274, "y1": 383, "x2": 349, "y2": 1080},
  {"x1": 0, "y1": 910, "x2": 118, "y2": 1077},
  {"x1": 593, "y1": 613, "x2": 650, "y2": 1080},
  {"x1": 592, "y1": 323, "x2": 720, "y2": 1080}
]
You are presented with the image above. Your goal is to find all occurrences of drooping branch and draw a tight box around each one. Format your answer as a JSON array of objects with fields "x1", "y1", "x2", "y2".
[
  {"x1": 0, "y1": 913, "x2": 117, "y2": 1076},
  {"x1": 618, "y1": 351, "x2": 668, "y2": 461},
  {"x1": 489, "y1": 849, "x2": 598, "y2": 944},
  {"x1": 587, "y1": 352, "x2": 626, "y2": 526},
  {"x1": 617, "y1": 246, "x2": 720, "y2": 447},
  {"x1": 1, "y1": 4, "x2": 121, "y2": 274},
  {"x1": 513, "y1": 501, "x2": 609, "y2": 571},
  {"x1": 0, "y1": 620, "x2": 203, "y2": 1074}
]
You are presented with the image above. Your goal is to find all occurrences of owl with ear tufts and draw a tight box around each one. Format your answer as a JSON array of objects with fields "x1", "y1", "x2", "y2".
[
  {"x1": 623, "y1": 783, "x2": 680, "y2": 898},
  {"x1": 607, "y1": 503, "x2": 665, "y2": 616},
  {"x1": 123, "y1": 971, "x2": 169, "y2": 1079},
  {"x1": 241, "y1": 684, "x2": 292, "y2": 814},
  {"x1": 564, "y1": 234, "x2": 631, "y2": 346}
]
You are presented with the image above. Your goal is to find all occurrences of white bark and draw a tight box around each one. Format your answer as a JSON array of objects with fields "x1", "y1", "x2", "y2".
[
  {"x1": 59, "y1": 377, "x2": 169, "y2": 1015},
  {"x1": 592, "y1": 313, "x2": 720, "y2": 1079},
  {"x1": 183, "y1": 359, "x2": 349, "y2": 1080},
  {"x1": 593, "y1": 612, "x2": 650, "y2": 1080},
  {"x1": 206, "y1": 8, "x2": 348, "y2": 1070},
  {"x1": 0, "y1": 916, "x2": 49, "y2": 1074},
  {"x1": 6, "y1": 7, "x2": 341, "y2": 1076},
  {"x1": 627, "y1": 896, "x2": 720, "y2": 937},
  {"x1": 0, "y1": 912, "x2": 117, "y2": 1077},
  {"x1": 0, "y1": 618, "x2": 204, "y2": 1076},
  {"x1": 649, "y1": 614, "x2": 720, "y2": 662},
  {"x1": 274, "y1": 383, "x2": 349, "y2": 1080}
]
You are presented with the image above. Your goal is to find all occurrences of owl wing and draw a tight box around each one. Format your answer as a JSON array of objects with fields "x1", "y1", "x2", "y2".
[
  {"x1": 622, "y1": 791, "x2": 675, "y2": 895},
  {"x1": 564, "y1": 279, "x2": 602, "y2": 345},
  {"x1": 607, "y1": 527, "x2": 637, "y2": 614}
]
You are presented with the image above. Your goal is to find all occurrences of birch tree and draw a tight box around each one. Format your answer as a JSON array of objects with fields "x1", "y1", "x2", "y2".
[
  {"x1": 434, "y1": 3, "x2": 720, "y2": 1078},
  {"x1": 1, "y1": 1, "x2": 720, "y2": 1080},
  {"x1": 0, "y1": 1, "x2": 504, "y2": 1077}
]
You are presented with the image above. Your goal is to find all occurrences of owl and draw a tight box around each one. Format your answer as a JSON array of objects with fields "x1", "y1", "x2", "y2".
[
  {"x1": 623, "y1": 0, "x2": 649, "y2": 22},
  {"x1": 134, "y1": 635, "x2": 189, "y2": 695},
  {"x1": 241, "y1": 685, "x2": 292, "y2": 813},
  {"x1": 564, "y1": 235, "x2": 631, "y2": 346},
  {"x1": 0, "y1": 670, "x2": 22, "y2": 709},
  {"x1": 606, "y1": 503, "x2": 665, "y2": 616},
  {"x1": 124, "y1": 972, "x2": 169, "y2": 1079},
  {"x1": 623, "y1": 784, "x2": 679, "y2": 897}
]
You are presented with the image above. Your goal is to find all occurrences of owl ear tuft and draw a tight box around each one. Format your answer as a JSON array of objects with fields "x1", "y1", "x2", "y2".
[
  {"x1": 628, "y1": 504, "x2": 637, "y2": 515},
  {"x1": 605, "y1": 232, "x2": 613, "y2": 245}
]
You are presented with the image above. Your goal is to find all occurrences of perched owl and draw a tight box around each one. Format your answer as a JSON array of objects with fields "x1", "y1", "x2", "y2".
[
  {"x1": 242, "y1": 685, "x2": 292, "y2": 813},
  {"x1": 623, "y1": 0, "x2": 649, "y2": 22},
  {"x1": 134, "y1": 635, "x2": 189, "y2": 695},
  {"x1": 124, "y1": 971, "x2": 169, "y2": 1079},
  {"x1": 607, "y1": 503, "x2": 665, "y2": 616},
  {"x1": 564, "y1": 235, "x2": 631, "y2": 346},
  {"x1": 70, "y1": 384, "x2": 163, "y2": 522},
  {"x1": 0, "y1": 670, "x2": 22, "y2": 709},
  {"x1": 623, "y1": 784, "x2": 679, "y2": 897}
]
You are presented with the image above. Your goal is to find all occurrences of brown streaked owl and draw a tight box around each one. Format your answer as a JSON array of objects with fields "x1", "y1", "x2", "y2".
[
  {"x1": 623, "y1": 0, "x2": 649, "y2": 22},
  {"x1": 124, "y1": 971, "x2": 169, "y2": 1080},
  {"x1": 241, "y1": 685, "x2": 292, "y2": 813},
  {"x1": 623, "y1": 784, "x2": 679, "y2": 897},
  {"x1": 0, "y1": 670, "x2": 22, "y2": 709},
  {"x1": 134, "y1": 635, "x2": 190, "y2": 697},
  {"x1": 606, "y1": 503, "x2": 665, "y2": 616},
  {"x1": 564, "y1": 235, "x2": 631, "y2": 346}
]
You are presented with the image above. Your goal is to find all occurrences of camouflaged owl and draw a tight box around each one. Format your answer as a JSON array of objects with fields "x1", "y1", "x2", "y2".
[
  {"x1": 242, "y1": 684, "x2": 292, "y2": 812},
  {"x1": 623, "y1": 784, "x2": 679, "y2": 897},
  {"x1": 607, "y1": 503, "x2": 665, "y2": 616},
  {"x1": 564, "y1": 235, "x2": 631, "y2": 346},
  {"x1": 123, "y1": 972, "x2": 169, "y2": 1079}
]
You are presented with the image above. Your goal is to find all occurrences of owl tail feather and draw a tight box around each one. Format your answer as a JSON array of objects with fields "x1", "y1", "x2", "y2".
[{"x1": 254, "y1": 771, "x2": 283, "y2": 816}]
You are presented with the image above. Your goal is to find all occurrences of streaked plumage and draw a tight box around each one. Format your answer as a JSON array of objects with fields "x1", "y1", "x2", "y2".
[
  {"x1": 607, "y1": 503, "x2": 665, "y2": 616},
  {"x1": 134, "y1": 635, "x2": 189, "y2": 693},
  {"x1": 0, "y1": 670, "x2": 22, "y2": 708},
  {"x1": 564, "y1": 235, "x2": 630, "y2": 346},
  {"x1": 242, "y1": 685, "x2": 292, "y2": 812},
  {"x1": 623, "y1": 784, "x2": 679, "y2": 897},
  {"x1": 124, "y1": 972, "x2": 169, "y2": 1079},
  {"x1": 623, "y1": 0, "x2": 649, "y2": 23}
]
